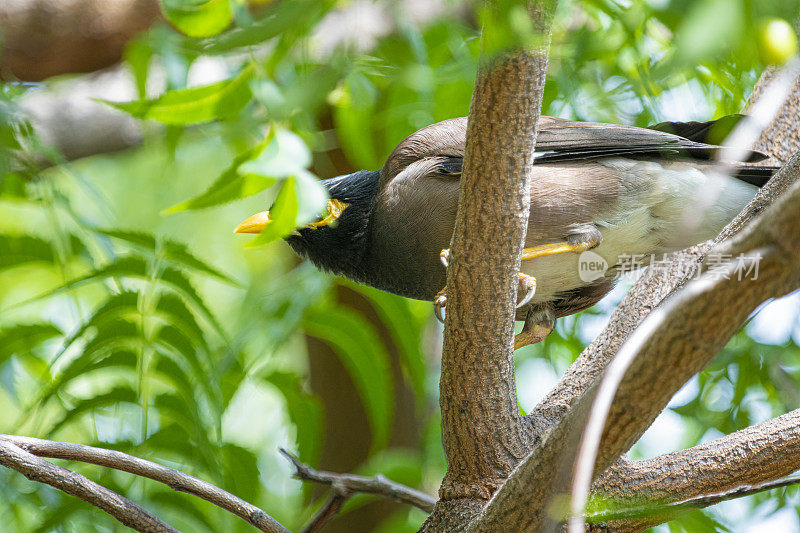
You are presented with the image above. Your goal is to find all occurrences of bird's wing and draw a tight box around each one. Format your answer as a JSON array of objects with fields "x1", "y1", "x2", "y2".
[
  {"x1": 380, "y1": 115, "x2": 774, "y2": 186},
  {"x1": 532, "y1": 115, "x2": 769, "y2": 163}
]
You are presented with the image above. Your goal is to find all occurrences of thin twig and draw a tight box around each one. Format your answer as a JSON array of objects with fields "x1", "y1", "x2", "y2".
[
  {"x1": 301, "y1": 490, "x2": 350, "y2": 533},
  {"x1": 589, "y1": 472, "x2": 800, "y2": 523},
  {"x1": 0, "y1": 434, "x2": 289, "y2": 533},
  {"x1": 280, "y1": 448, "x2": 436, "y2": 513},
  {"x1": 0, "y1": 439, "x2": 178, "y2": 533}
]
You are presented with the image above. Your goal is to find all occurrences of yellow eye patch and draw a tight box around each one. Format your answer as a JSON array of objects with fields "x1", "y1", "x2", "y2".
[{"x1": 307, "y1": 198, "x2": 350, "y2": 229}]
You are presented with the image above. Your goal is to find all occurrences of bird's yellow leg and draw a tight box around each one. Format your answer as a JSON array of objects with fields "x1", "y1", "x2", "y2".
[{"x1": 521, "y1": 240, "x2": 596, "y2": 261}]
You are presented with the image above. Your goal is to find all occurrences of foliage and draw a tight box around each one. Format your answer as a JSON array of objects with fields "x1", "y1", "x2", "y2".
[{"x1": 1, "y1": 0, "x2": 800, "y2": 531}]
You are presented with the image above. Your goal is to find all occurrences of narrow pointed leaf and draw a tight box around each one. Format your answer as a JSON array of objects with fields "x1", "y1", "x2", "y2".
[
  {"x1": 107, "y1": 65, "x2": 254, "y2": 125},
  {"x1": 163, "y1": 137, "x2": 272, "y2": 213}
]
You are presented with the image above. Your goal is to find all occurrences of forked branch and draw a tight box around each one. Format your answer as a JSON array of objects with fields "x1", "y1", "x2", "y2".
[{"x1": 0, "y1": 435, "x2": 289, "y2": 533}]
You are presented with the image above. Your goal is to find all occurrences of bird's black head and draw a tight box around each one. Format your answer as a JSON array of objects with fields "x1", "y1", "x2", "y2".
[{"x1": 285, "y1": 170, "x2": 381, "y2": 281}]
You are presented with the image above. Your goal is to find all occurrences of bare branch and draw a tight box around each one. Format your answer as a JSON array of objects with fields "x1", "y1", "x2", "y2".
[
  {"x1": 0, "y1": 435, "x2": 289, "y2": 533},
  {"x1": 591, "y1": 408, "x2": 800, "y2": 531},
  {"x1": 279, "y1": 448, "x2": 435, "y2": 514},
  {"x1": 0, "y1": 439, "x2": 178, "y2": 533},
  {"x1": 301, "y1": 491, "x2": 350, "y2": 533}
]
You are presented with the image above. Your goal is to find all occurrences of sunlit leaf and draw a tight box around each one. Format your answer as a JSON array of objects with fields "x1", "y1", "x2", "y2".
[
  {"x1": 247, "y1": 176, "x2": 298, "y2": 246},
  {"x1": 0, "y1": 235, "x2": 55, "y2": 269},
  {"x1": 159, "y1": 0, "x2": 233, "y2": 38},
  {"x1": 0, "y1": 323, "x2": 62, "y2": 366},
  {"x1": 237, "y1": 128, "x2": 311, "y2": 178},
  {"x1": 346, "y1": 282, "x2": 427, "y2": 402},
  {"x1": 98, "y1": 229, "x2": 238, "y2": 284},
  {"x1": 221, "y1": 443, "x2": 260, "y2": 501},
  {"x1": 107, "y1": 64, "x2": 254, "y2": 124},
  {"x1": 192, "y1": 0, "x2": 335, "y2": 53},
  {"x1": 163, "y1": 137, "x2": 273, "y2": 213},
  {"x1": 47, "y1": 387, "x2": 139, "y2": 436}
]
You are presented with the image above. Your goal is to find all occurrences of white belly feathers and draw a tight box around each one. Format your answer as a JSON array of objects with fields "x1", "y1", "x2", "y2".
[{"x1": 522, "y1": 158, "x2": 758, "y2": 303}]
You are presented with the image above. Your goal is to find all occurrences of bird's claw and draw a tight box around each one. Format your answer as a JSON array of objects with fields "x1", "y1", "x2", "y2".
[
  {"x1": 434, "y1": 287, "x2": 447, "y2": 323},
  {"x1": 440, "y1": 249, "x2": 450, "y2": 268},
  {"x1": 516, "y1": 273, "x2": 537, "y2": 309}
]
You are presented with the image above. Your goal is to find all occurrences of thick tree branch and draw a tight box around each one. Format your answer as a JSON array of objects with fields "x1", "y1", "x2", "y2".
[
  {"x1": 0, "y1": 439, "x2": 178, "y2": 533},
  {"x1": 279, "y1": 448, "x2": 435, "y2": 513},
  {"x1": 418, "y1": 3, "x2": 558, "y2": 531},
  {"x1": 591, "y1": 408, "x2": 800, "y2": 531},
  {"x1": 0, "y1": 435, "x2": 289, "y2": 533},
  {"x1": 0, "y1": 0, "x2": 160, "y2": 81},
  {"x1": 432, "y1": 0, "x2": 556, "y2": 506}
]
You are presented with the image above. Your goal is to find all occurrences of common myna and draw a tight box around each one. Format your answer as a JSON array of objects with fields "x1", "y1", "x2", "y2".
[{"x1": 236, "y1": 115, "x2": 777, "y2": 349}]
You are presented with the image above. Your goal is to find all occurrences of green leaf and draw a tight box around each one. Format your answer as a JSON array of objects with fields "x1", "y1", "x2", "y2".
[
  {"x1": 124, "y1": 38, "x2": 154, "y2": 98},
  {"x1": 148, "y1": 490, "x2": 218, "y2": 532},
  {"x1": 98, "y1": 229, "x2": 238, "y2": 284},
  {"x1": 20, "y1": 256, "x2": 225, "y2": 340},
  {"x1": 163, "y1": 137, "x2": 273, "y2": 213},
  {"x1": 247, "y1": 176, "x2": 298, "y2": 246},
  {"x1": 0, "y1": 235, "x2": 55, "y2": 269},
  {"x1": 303, "y1": 305, "x2": 394, "y2": 452},
  {"x1": 237, "y1": 128, "x2": 311, "y2": 178},
  {"x1": 155, "y1": 325, "x2": 218, "y2": 407},
  {"x1": 220, "y1": 443, "x2": 260, "y2": 502},
  {"x1": 0, "y1": 323, "x2": 62, "y2": 366},
  {"x1": 107, "y1": 64, "x2": 253, "y2": 125},
  {"x1": 159, "y1": 0, "x2": 233, "y2": 38},
  {"x1": 53, "y1": 350, "x2": 138, "y2": 396},
  {"x1": 265, "y1": 372, "x2": 323, "y2": 464},
  {"x1": 294, "y1": 169, "x2": 329, "y2": 225},
  {"x1": 47, "y1": 387, "x2": 139, "y2": 436},
  {"x1": 191, "y1": 0, "x2": 335, "y2": 54},
  {"x1": 155, "y1": 293, "x2": 209, "y2": 350}
]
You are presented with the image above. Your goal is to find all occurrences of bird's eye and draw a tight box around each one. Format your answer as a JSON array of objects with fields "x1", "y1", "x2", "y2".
[
  {"x1": 439, "y1": 156, "x2": 462, "y2": 176},
  {"x1": 306, "y1": 198, "x2": 350, "y2": 229}
]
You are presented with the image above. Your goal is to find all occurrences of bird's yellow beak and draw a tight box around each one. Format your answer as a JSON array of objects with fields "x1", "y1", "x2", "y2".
[
  {"x1": 234, "y1": 199, "x2": 350, "y2": 235},
  {"x1": 234, "y1": 211, "x2": 271, "y2": 234}
]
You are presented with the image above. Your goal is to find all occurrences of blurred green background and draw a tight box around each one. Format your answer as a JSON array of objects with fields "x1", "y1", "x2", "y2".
[{"x1": 2, "y1": 0, "x2": 800, "y2": 531}]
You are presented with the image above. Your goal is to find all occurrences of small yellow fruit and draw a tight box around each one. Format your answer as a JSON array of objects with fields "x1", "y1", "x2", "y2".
[{"x1": 758, "y1": 18, "x2": 798, "y2": 65}]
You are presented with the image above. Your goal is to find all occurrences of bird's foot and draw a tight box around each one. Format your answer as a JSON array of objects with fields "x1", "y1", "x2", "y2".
[
  {"x1": 433, "y1": 273, "x2": 536, "y2": 324},
  {"x1": 516, "y1": 273, "x2": 536, "y2": 308},
  {"x1": 514, "y1": 305, "x2": 556, "y2": 350},
  {"x1": 514, "y1": 323, "x2": 553, "y2": 350},
  {"x1": 434, "y1": 286, "x2": 448, "y2": 323}
]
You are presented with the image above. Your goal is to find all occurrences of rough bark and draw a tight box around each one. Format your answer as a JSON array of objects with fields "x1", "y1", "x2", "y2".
[
  {"x1": 420, "y1": 2, "x2": 557, "y2": 531},
  {"x1": 593, "y1": 409, "x2": 800, "y2": 531}
]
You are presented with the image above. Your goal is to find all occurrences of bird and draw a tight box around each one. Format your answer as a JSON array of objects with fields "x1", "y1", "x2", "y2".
[{"x1": 235, "y1": 115, "x2": 778, "y2": 349}]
